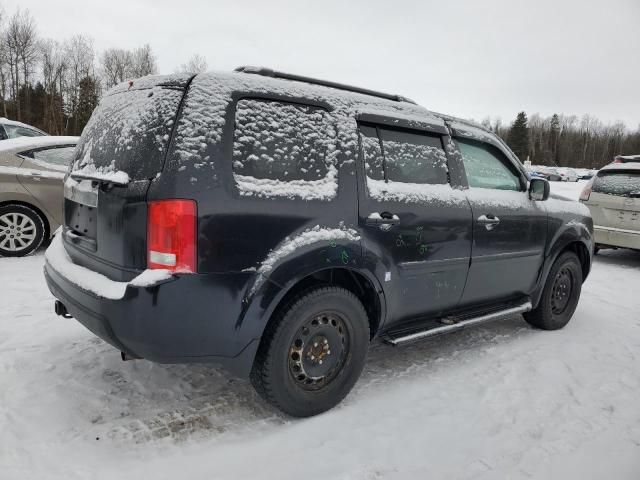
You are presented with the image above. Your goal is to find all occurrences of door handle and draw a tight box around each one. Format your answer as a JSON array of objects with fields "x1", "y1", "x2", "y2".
[
  {"x1": 477, "y1": 214, "x2": 500, "y2": 231},
  {"x1": 365, "y1": 212, "x2": 400, "y2": 229}
]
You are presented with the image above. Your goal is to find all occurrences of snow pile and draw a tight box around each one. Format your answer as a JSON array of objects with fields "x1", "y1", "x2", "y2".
[
  {"x1": 233, "y1": 165, "x2": 338, "y2": 201},
  {"x1": 70, "y1": 162, "x2": 130, "y2": 185},
  {"x1": 128, "y1": 269, "x2": 173, "y2": 287},
  {"x1": 367, "y1": 178, "x2": 466, "y2": 205},
  {"x1": 250, "y1": 224, "x2": 360, "y2": 295},
  {"x1": 0, "y1": 135, "x2": 78, "y2": 152},
  {"x1": 44, "y1": 235, "x2": 172, "y2": 299}
]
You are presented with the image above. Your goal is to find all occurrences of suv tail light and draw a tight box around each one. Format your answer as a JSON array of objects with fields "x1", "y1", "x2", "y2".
[
  {"x1": 147, "y1": 200, "x2": 197, "y2": 273},
  {"x1": 579, "y1": 179, "x2": 594, "y2": 201}
]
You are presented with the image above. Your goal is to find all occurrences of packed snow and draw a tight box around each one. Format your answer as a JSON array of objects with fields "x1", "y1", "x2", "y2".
[
  {"x1": 1, "y1": 181, "x2": 639, "y2": 479},
  {"x1": 44, "y1": 235, "x2": 172, "y2": 299},
  {"x1": 0, "y1": 135, "x2": 79, "y2": 152}
]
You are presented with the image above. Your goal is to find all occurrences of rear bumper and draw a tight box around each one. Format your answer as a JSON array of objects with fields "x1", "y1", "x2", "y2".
[
  {"x1": 594, "y1": 225, "x2": 640, "y2": 250},
  {"x1": 43, "y1": 255, "x2": 261, "y2": 378}
]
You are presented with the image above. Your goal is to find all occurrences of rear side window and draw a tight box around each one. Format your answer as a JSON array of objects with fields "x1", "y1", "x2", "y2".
[
  {"x1": 359, "y1": 125, "x2": 448, "y2": 185},
  {"x1": 31, "y1": 146, "x2": 76, "y2": 166},
  {"x1": 233, "y1": 99, "x2": 333, "y2": 182},
  {"x1": 592, "y1": 171, "x2": 640, "y2": 197},
  {"x1": 456, "y1": 139, "x2": 522, "y2": 191}
]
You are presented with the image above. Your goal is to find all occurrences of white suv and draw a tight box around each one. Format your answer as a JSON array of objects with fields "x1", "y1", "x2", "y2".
[{"x1": 580, "y1": 162, "x2": 640, "y2": 252}]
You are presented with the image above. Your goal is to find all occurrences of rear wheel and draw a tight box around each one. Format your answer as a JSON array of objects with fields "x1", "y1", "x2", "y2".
[
  {"x1": 0, "y1": 204, "x2": 45, "y2": 257},
  {"x1": 251, "y1": 286, "x2": 369, "y2": 417},
  {"x1": 524, "y1": 251, "x2": 582, "y2": 330}
]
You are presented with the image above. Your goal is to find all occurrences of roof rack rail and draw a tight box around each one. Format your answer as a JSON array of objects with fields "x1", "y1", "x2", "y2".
[{"x1": 234, "y1": 66, "x2": 417, "y2": 105}]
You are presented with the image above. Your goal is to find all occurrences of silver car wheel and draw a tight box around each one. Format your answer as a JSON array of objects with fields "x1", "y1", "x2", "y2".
[{"x1": 0, "y1": 212, "x2": 38, "y2": 252}]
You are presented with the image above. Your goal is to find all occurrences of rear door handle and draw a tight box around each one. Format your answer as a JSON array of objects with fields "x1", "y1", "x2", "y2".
[
  {"x1": 366, "y1": 212, "x2": 400, "y2": 229},
  {"x1": 477, "y1": 214, "x2": 500, "y2": 230}
]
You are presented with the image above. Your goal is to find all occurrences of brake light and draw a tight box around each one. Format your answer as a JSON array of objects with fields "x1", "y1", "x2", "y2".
[
  {"x1": 147, "y1": 199, "x2": 197, "y2": 273},
  {"x1": 579, "y1": 179, "x2": 594, "y2": 201}
]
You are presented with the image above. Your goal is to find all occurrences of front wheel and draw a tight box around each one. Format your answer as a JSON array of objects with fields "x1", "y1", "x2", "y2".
[
  {"x1": 524, "y1": 251, "x2": 583, "y2": 330},
  {"x1": 251, "y1": 286, "x2": 370, "y2": 417}
]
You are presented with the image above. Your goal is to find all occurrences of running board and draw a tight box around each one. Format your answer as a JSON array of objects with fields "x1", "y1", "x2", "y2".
[{"x1": 384, "y1": 301, "x2": 532, "y2": 346}]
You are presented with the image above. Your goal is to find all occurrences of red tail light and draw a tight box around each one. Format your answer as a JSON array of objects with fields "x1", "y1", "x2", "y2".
[{"x1": 147, "y1": 199, "x2": 197, "y2": 273}]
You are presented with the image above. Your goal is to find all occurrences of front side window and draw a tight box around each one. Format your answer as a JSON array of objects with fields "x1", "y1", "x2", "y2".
[
  {"x1": 456, "y1": 139, "x2": 521, "y2": 191},
  {"x1": 31, "y1": 146, "x2": 76, "y2": 166}
]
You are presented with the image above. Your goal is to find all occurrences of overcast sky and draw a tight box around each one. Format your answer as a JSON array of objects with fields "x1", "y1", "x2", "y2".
[{"x1": 5, "y1": 0, "x2": 640, "y2": 129}]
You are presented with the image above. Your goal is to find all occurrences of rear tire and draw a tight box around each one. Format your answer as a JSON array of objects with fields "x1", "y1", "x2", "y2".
[
  {"x1": 524, "y1": 251, "x2": 582, "y2": 330},
  {"x1": 251, "y1": 286, "x2": 369, "y2": 417},
  {"x1": 0, "y1": 204, "x2": 45, "y2": 257}
]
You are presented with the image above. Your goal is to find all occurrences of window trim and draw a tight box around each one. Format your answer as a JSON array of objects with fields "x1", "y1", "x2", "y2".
[{"x1": 453, "y1": 136, "x2": 527, "y2": 192}]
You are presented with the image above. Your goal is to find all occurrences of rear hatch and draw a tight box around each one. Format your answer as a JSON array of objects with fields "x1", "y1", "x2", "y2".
[
  {"x1": 586, "y1": 169, "x2": 640, "y2": 232},
  {"x1": 63, "y1": 74, "x2": 193, "y2": 281}
]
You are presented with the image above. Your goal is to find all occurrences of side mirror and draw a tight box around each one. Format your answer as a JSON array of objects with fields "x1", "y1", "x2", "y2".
[{"x1": 529, "y1": 178, "x2": 550, "y2": 201}]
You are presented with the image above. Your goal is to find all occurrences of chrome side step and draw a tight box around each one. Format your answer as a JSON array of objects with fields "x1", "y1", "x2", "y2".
[{"x1": 385, "y1": 301, "x2": 532, "y2": 346}]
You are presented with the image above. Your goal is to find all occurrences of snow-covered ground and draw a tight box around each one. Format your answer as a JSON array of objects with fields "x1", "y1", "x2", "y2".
[{"x1": 2, "y1": 181, "x2": 639, "y2": 479}]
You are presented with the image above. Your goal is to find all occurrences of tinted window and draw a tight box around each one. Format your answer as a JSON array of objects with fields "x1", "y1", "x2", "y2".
[
  {"x1": 456, "y1": 139, "x2": 521, "y2": 191},
  {"x1": 359, "y1": 125, "x2": 448, "y2": 185},
  {"x1": 32, "y1": 146, "x2": 76, "y2": 166},
  {"x1": 592, "y1": 171, "x2": 640, "y2": 197},
  {"x1": 381, "y1": 128, "x2": 448, "y2": 184},
  {"x1": 233, "y1": 99, "x2": 333, "y2": 181},
  {"x1": 5, "y1": 125, "x2": 45, "y2": 138}
]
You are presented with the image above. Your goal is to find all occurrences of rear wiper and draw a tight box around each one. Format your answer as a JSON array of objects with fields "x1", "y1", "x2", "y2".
[{"x1": 69, "y1": 172, "x2": 129, "y2": 187}]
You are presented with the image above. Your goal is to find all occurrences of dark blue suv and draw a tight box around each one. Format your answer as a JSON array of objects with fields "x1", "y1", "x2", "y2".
[{"x1": 45, "y1": 67, "x2": 593, "y2": 417}]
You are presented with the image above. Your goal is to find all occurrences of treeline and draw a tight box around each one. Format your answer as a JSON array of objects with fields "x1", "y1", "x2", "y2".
[
  {"x1": 0, "y1": 7, "x2": 207, "y2": 136},
  {"x1": 481, "y1": 112, "x2": 640, "y2": 169}
]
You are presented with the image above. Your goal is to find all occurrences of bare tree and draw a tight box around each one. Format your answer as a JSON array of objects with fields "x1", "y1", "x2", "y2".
[
  {"x1": 177, "y1": 54, "x2": 208, "y2": 74},
  {"x1": 100, "y1": 48, "x2": 133, "y2": 89},
  {"x1": 130, "y1": 43, "x2": 157, "y2": 77},
  {"x1": 64, "y1": 35, "x2": 94, "y2": 133},
  {"x1": 40, "y1": 38, "x2": 66, "y2": 133}
]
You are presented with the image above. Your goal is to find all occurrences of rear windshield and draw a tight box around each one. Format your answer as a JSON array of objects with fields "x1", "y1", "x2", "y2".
[
  {"x1": 71, "y1": 84, "x2": 184, "y2": 181},
  {"x1": 592, "y1": 171, "x2": 640, "y2": 197}
]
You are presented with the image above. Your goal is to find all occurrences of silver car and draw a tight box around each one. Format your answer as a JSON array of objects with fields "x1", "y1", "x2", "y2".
[
  {"x1": 0, "y1": 136, "x2": 78, "y2": 256},
  {"x1": 580, "y1": 162, "x2": 640, "y2": 252}
]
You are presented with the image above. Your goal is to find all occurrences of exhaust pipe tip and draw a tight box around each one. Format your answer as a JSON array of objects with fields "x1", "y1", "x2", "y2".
[
  {"x1": 54, "y1": 300, "x2": 72, "y2": 319},
  {"x1": 121, "y1": 351, "x2": 142, "y2": 361}
]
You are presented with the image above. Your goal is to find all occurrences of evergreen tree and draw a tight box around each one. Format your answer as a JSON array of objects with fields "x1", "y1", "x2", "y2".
[
  {"x1": 507, "y1": 111, "x2": 529, "y2": 161},
  {"x1": 76, "y1": 75, "x2": 99, "y2": 134}
]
